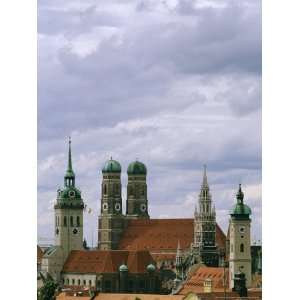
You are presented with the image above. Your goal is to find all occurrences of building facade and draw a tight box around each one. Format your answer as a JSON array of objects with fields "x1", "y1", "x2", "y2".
[{"x1": 229, "y1": 184, "x2": 252, "y2": 288}]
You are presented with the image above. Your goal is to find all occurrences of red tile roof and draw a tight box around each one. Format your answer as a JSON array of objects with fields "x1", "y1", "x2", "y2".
[
  {"x1": 178, "y1": 266, "x2": 228, "y2": 295},
  {"x1": 62, "y1": 250, "x2": 155, "y2": 274},
  {"x1": 118, "y1": 219, "x2": 226, "y2": 253}
]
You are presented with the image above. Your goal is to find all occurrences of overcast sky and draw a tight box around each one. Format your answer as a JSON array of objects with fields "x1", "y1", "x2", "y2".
[{"x1": 38, "y1": 0, "x2": 261, "y2": 246}]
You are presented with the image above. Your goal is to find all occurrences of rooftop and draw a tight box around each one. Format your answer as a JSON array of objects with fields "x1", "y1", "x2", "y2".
[{"x1": 118, "y1": 219, "x2": 226, "y2": 253}]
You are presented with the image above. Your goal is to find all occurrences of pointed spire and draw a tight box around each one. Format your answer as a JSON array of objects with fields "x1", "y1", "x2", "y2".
[
  {"x1": 202, "y1": 164, "x2": 208, "y2": 187},
  {"x1": 64, "y1": 137, "x2": 75, "y2": 187},
  {"x1": 67, "y1": 136, "x2": 73, "y2": 173},
  {"x1": 236, "y1": 183, "x2": 244, "y2": 203}
]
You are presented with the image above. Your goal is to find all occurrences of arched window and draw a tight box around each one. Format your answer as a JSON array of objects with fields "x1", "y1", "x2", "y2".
[
  {"x1": 67, "y1": 278, "x2": 69, "y2": 285},
  {"x1": 78, "y1": 279, "x2": 81, "y2": 285},
  {"x1": 72, "y1": 279, "x2": 75, "y2": 285},
  {"x1": 104, "y1": 184, "x2": 107, "y2": 195},
  {"x1": 240, "y1": 243, "x2": 244, "y2": 253},
  {"x1": 64, "y1": 216, "x2": 67, "y2": 226},
  {"x1": 70, "y1": 216, "x2": 73, "y2": 227},
  {"x1": 77, "y1": 216, "x2": 80, "y2": 226}
]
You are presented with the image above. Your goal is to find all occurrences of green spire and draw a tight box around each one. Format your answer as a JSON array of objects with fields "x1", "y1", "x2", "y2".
[{"x1": 64, "y1": 137, "x2": 75, "y2": 187}]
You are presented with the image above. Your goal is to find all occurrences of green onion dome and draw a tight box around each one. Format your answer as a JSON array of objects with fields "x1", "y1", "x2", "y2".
[
  {"x1": 230, "y1": 184, "x2": 252, "y2": 218},
  {"x1": 119, "y1": 264, "x2": 128, "y2": 272},
  {"x1": 102, "y1": 158, "x2": 121, "y2": 173},
  {"x1": 127, "y1": 160, "x2": 147, "y2": 175},
  {"x1": 146, "y1": 263, "x2": 156, "y2": 273}
]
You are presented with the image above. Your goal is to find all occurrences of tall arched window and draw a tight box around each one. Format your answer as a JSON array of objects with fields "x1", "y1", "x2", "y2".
[
  {"x1": 240, "y1": 243, "x2": 244, "y2": 253},
  {"x1": 70, "y1": 216, "x2": 74, "y2": 227},
  {"x1": 78, "y1": 279, "x2": 81, "y2": 285},
  {"x1": 77, "y1": 216, "x2": 80, "y2": 227},
  {"x1": 64, "y1": 216, "x2": 67, "y2": 226},
  {"x1": 104, "y1": 184, "x2": 107, "y2": 195}
]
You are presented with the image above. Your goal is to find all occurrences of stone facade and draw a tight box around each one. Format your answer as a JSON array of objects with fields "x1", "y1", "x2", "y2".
[{"x1": 229, "y1": 185, "x2": 252, "y2": 288}]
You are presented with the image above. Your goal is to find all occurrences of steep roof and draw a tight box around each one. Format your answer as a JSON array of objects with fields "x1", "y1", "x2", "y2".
[
  {"x1": 178, "y1": 266, "x2": 228, "y2": 295},
  {"x1": 62, "y1": 250, "x2": 155, "y2": 274},
  {"x1": 118, "y1": 219, "x2": 226, "y2": 252}
]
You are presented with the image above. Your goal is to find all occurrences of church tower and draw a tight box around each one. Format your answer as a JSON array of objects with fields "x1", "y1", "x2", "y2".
[
  {"x1": 229, "y1": 184, "x2": 252, "y2": 288},
  {"x1": 98, "y1": 158, "x2": 124, "y2": 250},
  {"x1": 126, "y1": 160, "x2": 149, "y2": 219},
  {"x1": 54, "y1": 138, "x2": 84, "y2": 260},
  {"x1": 193, "y1": 165, "x2": 218, "y2": 266}
]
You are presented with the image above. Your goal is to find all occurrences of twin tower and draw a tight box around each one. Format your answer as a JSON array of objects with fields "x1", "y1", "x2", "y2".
[{"x1": 98, "y1": 158, "x2": 149, "y2": 250}]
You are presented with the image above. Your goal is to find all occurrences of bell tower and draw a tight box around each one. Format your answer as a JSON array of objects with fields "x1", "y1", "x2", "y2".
[
  {"x1": 98, "y1": 158, "x2": 124, "y2": 250},
  {"x1": 126, "y1": 160, "x2": 149, "y2": 219},
  {"x1": 229, "y1": 184, "x2": 252, "y2": 288},
  {"x1": 54, "y1": 138, "x2": 84, "y2": 260}
]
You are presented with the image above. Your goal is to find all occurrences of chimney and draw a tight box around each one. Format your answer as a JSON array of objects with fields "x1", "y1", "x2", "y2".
[{"x1": 203, "y1": 278, "x2": 213, "y2": 293}]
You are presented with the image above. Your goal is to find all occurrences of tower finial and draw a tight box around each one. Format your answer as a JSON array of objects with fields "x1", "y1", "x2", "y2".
[
  {"x1": 202, "y1": 164, "x2": 208, "y2": 187},
  {"x1": 236, "y1": 183, "x2": 244, "y2": 203},
  {"x1": 68, "y1": 136, "x2": 73, "y2": 172}
]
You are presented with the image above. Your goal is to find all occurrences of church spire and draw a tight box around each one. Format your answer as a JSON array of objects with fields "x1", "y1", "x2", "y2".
[
  {"x1": 64, "y1": 137, "x2": 75, "y2": 187},
  {"x1": 67, "y1": 136, "x2": 73, "y2": 173},
  {"x1": 202, "y1": 164, "x2": 208, "y2": 188}
]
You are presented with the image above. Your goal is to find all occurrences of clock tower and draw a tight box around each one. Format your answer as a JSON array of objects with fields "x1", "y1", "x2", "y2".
[
  {"x1": 98, "y1": 158, "x2": 124, "y2": 250},
  {"x1": 229, "y1": 184, "x2": 252, "y2": 288},
  {"x1": 54, "y1": 138, "x2": 84, "y2": 260}
]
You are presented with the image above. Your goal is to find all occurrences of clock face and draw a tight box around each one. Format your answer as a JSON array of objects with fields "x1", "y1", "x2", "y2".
[
  {"x1": 115, "y1": 203, "x2": 121, "y2": 211},
  {"x1": 140, "y1": 203, "x2": 147, "y2": 212},
  {"x1": 239, "y1": 226, "x2": 246, "y2": 233},
  {"x1": 69, "y1": 190, "x2": 75, "y2": 198},
  {"x1": 73, "y1": 228, "x2": 78, "y2": 235}
]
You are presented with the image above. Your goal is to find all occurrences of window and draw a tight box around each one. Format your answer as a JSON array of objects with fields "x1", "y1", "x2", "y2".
[
  {"x1": 83, "y1": 280, "x2": 86, "y2": 285},
  {"x1": 70, "y1": 216, "x2": 73, "y2": 227},
  {"x1": 89, "y1": 280, "x2": 92, "y2": 286},
  {"x1": 78, "y1": 279, "x2": 81, "y2": 285},
  {"x1": 64, "y1": 216, "x2": 67, "y2": 226},
  {"x1": 77, "y1": 216, "x2": 80, "y2": 226},
  {"x1": 104, "y1": 184, "x2": 107, "y2": 195},
  {"x1": 72, "y1": 279, "x2": 75, "y2": 285},
  {"x1": 240, "y1": 243, "x2": 244, "y2": 253},
  {"x1": 67, "y1": 278, "x2": 69, "y2": 285}
]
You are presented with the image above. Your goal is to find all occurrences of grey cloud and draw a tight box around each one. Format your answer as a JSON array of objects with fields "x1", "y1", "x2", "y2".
[{"x1": 38, "y1": 0, "x2": 261, "y2": 244}]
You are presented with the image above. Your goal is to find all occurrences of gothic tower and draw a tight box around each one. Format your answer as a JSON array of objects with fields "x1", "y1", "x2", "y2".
[
  {"x1": 126, "y1": 160, "x2": 149, "y2": 219},
  {"x1": 229, "y1": 184, "x2": 252, "y2": 288},
  {"x1": 193, "y1": 165, "x2": 219, "y2": 266},
  {"x1": 98, "y1": 158, "x2": 124, "y2": 250},
  {"x1": 54, "y1": 138, "x2": 84, "y2": 260}
]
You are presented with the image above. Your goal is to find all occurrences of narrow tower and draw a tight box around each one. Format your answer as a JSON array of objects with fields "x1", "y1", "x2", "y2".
[
  {"x1": 98, "y1": 158, "x2": 124, "y2": 250},
  {"x1": 193, "y1": 165, "x2": 218, "y2": 266},
  {"x1": 54, "y1": 138, "x2": 84, "y2": 259},
  {"x1": 126, "y1": 160, "x2": 149, "y2": 219},
  {"x1": 229, "y1": 184, "x2": 252, "y2": 288}
]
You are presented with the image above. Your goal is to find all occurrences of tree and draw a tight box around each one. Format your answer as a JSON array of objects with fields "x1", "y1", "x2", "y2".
[{"x1": 37, "y1": 273, "x2": 58, "y2": 300}]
